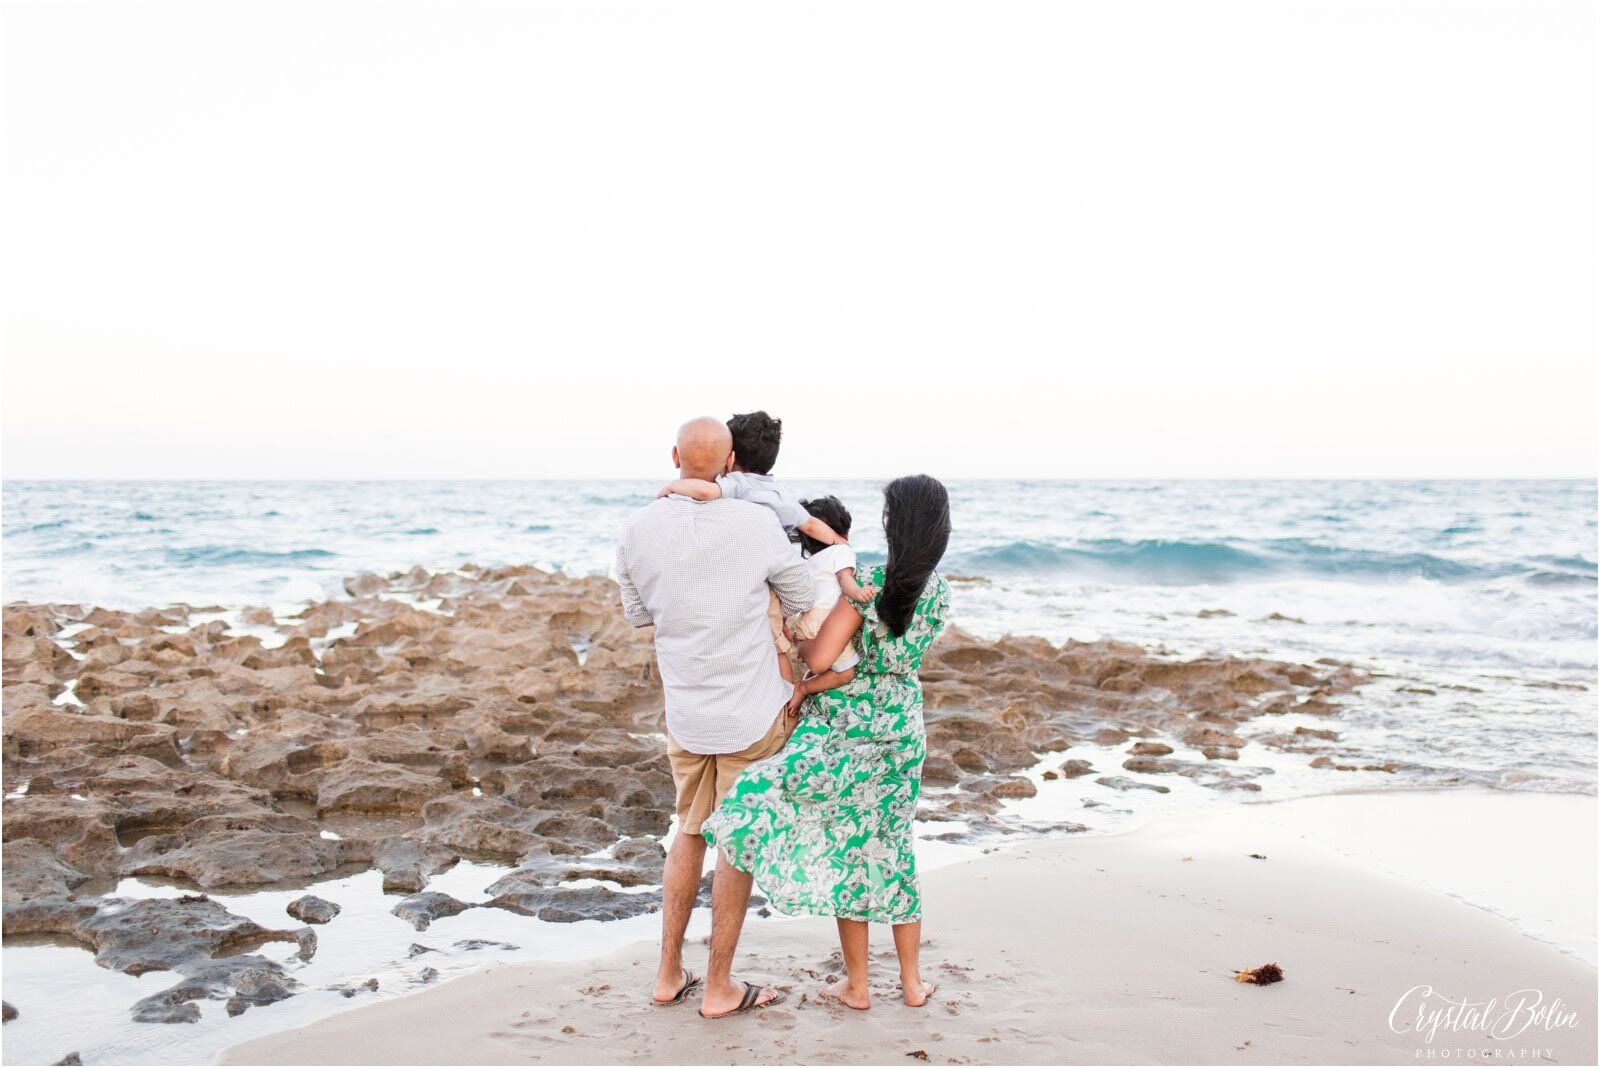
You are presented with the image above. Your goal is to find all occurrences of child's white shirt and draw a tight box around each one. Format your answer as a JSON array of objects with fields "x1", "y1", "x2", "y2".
[{"x1": 806, "y1": 544, "x2": 860, "y2": 672}]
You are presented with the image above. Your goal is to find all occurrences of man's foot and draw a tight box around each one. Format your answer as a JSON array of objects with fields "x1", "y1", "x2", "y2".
[
  {"x1": 698, "y1": 979, "x2": 784, "y2": 1019},
  {"x1": 652, "y1": 967, "x2": 701, "y2": 1006},
  {"x1": 819, "y1": 977, "x2": 871, "y2": 1011},
  {"x1": 901, "y1": 977, "x2": 937, "y2": 1008}
]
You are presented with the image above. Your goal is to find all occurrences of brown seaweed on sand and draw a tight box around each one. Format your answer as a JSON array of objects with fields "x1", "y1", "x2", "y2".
[{"x1": 1234, "y1": 962, "x2": 1284, "y2": 985}]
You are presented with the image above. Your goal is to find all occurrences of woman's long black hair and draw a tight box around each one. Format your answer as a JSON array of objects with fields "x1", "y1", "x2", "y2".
[{"x1": 877, "y1": 475, "x2": 951, "y2": 636}]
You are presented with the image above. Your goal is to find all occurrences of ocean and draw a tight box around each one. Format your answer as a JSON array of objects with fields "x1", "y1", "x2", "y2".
[{"x1": 4, "y1": 478, "x2": 1596, "y2": 798}]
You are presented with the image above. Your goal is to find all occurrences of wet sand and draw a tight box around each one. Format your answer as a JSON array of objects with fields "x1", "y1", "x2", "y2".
[{"x1": 224, "y1": 794, "x2": 1598, "y2": 1066}]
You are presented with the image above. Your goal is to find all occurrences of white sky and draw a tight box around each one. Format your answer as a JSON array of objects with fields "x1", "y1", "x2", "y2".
[{"x1": 2, "y1": 0, "x2": 1595, "y2": 479}]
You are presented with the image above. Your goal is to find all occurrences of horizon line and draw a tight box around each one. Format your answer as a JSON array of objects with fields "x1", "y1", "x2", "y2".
[{"x1": 3, "y1": 475, "x2": 1597, "y2": 484}]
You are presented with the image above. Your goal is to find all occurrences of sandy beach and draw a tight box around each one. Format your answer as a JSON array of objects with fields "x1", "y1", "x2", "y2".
[{"x1": 225, "y1": 794, "x2": 1598, "y2": 1066}]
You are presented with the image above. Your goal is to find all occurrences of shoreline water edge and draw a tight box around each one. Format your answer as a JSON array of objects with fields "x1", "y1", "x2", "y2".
[{"x1": 1, "y1": 558, "x2": 1595, "y2": 1065}]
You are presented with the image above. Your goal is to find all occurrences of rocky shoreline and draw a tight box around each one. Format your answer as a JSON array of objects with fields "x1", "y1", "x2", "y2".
[{"x1": 3, "y1": 565, "x2": 1370, "y2": 1029}]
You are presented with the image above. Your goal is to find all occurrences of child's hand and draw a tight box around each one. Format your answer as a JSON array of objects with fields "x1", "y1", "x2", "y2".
[
  {"x1": 656, "y1": 483, "x2": 674, "y2": 498},
  {"x1": 784, "y1": 681, "x2": 808, "y2": 718},
  {"x1": 846, "y1": 584, "x2": 877, "y2": 603}
]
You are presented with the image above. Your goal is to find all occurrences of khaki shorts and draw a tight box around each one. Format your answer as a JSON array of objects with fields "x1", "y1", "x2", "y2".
[{"x1": 667, "y1": 709, "x2": 791, "y2": 836}]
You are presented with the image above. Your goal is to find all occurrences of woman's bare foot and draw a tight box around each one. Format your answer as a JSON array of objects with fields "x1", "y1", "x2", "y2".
[
  {"x1": 819, "y1": 976, "x2": 871, "y2": 1011},
  {"x1": 901, "y1": 977, "x2": 937, "y2": 1007}
]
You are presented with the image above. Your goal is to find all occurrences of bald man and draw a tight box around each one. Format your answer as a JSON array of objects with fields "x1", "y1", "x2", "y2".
[{"x1": 616, "y1": 416, "x2": 815, "y2": 1018}]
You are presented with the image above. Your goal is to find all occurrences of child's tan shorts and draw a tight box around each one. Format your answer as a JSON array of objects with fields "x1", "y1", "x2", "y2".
[{"x1": 766, "y1": 590, "x2": 831, "y2": 652}]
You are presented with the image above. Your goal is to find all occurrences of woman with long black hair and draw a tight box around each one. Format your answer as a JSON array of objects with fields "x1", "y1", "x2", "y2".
[{"x1": 702, "y1": 474, "x2": 952, "y2": 1012}]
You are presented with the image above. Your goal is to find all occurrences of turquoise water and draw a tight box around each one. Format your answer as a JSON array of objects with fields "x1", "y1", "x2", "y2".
[{"x1": 4, "y1": 479, "x2": 1596, "y2": 793}]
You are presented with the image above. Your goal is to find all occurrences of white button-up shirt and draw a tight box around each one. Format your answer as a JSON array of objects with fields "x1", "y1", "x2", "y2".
[{"x1": 616, "y1": 495, "x2": 816, "y2": 754}]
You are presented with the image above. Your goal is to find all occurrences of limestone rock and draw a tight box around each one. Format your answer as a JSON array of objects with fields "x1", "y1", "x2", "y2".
[
  {"x1": 1095, "y1": 775, "x2": 1171, "y2": 794},
  {"x1": 286, "y1": 895, "x2": 341, "y2": 924},
  {"x1": 390, "y1": 892, "x2": 473, "y2": 931}
]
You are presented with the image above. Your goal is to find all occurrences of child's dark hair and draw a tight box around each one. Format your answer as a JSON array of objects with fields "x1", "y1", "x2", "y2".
[
  {"x1": 798, "y1": 496, "x2": 852, "y2": 556},
  {"x1": 726, "y1": 411, "x2": 782, "y2": 475}
]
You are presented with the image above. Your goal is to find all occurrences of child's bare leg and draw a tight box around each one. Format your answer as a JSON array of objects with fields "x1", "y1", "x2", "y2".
[
  {"x1": 820, "y1": 919, "x2": 871, "y2": 1010},
  {"x1": 777, "y1": 648, "x2": 794, "y2": 682},
  {"x1": 892, "y1": 921, "x2": 935, "y2": 1006}
]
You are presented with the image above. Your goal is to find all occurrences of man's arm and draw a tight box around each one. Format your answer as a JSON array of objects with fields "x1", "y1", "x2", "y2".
[
  {"x1": 761, "y1": 520, "x2": 815, "y2": 619},
  {"x1": 615, "y1": 542, "x2": 653, "y2": 628}
]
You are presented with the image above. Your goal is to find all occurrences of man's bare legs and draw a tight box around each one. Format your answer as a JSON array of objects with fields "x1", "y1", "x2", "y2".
[
  {"x1": 699, "y1": 852, "x2": 781, "y2": 1016},
  {"x1": 893, "y1": 920, "x2": 936, "y2": 1006},
  {"x1": 819, "y1": 918, "x2": 871, "y2": 1009},
  {"x1": 652, "y1": 828, "x2": 705, "y2": 1003}
]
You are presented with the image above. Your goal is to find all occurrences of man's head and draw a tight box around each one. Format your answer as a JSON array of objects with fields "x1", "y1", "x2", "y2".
[
  {"x1": 726, "y1": 411, "x2": 783, "y2": 474},
  {"x1": 672, "y1": 417, "x2": 735, "y2": 481}
]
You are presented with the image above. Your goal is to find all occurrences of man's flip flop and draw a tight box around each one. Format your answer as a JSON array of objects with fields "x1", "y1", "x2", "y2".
[
  {"x1": 697, "y1": 982, "x2": 785, "y2": 1019},
  {"x1": 651, "y1": 968, "x2": 701, "y2": 1006}
]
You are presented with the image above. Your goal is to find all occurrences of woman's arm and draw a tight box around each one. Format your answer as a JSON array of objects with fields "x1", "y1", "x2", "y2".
[
  {"x1": 656, "y1": 478, "x2": 723, "y2": 500},
  {"x1": 801, "y1": 597, "x2": 863, "y2": 674}
]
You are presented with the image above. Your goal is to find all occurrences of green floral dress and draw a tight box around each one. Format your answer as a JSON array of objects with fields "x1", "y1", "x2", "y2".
[{"x1": 701, "y1": 565, "x2": 950, "y2": 924}]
